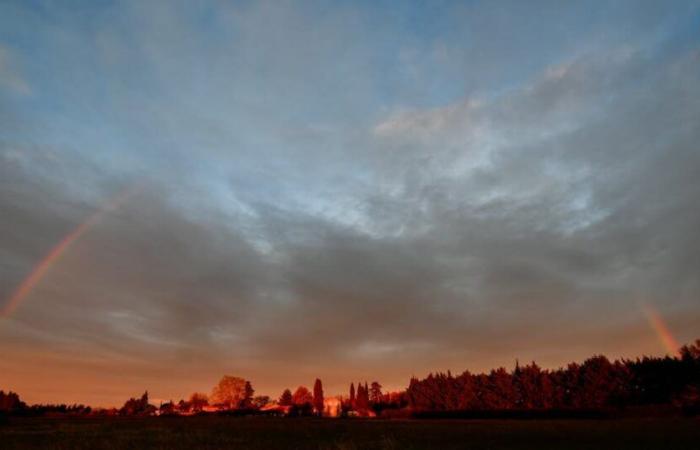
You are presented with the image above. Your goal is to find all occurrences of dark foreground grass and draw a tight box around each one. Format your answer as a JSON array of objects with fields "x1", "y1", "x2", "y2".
[{"x1": 1, "y1": 416, "x2": 698, "y2": 450}]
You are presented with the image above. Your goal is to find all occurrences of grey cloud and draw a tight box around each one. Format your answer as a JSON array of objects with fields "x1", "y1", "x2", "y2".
[{"x1": 2, "y1": 2, "x2": 700, "y2": 405}]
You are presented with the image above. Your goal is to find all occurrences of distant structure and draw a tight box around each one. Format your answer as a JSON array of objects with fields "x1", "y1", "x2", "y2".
[
  {"x1": 323, "y1": 397, "x2": 342, "y2": 417},
  {"x1": 260, "y1": 403, "x2": 291, "y2": 416}
]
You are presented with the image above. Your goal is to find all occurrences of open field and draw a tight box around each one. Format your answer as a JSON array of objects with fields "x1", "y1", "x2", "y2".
[{"x1": 1, "y1": 416, "x2": 698, "y2": 450}]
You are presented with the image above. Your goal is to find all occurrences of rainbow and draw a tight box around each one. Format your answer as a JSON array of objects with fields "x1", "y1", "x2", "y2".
[
  {"x1": 642, "y1": 304, "x2": 681, "y2": 358},
  {"x1": 1, "y1": 188, "x2": 135, "y2": 318}
]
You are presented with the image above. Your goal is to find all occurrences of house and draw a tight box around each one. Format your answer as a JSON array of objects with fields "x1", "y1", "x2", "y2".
[
  {"x1": 202, "y1": 405, "x2": 224, "y2": 413},
  {"x1": 323, "y1": 397, "x2": 342, "y2": 417},
  {"x1": 260, "y1": 403, "x2": 291, "y2": 416}
]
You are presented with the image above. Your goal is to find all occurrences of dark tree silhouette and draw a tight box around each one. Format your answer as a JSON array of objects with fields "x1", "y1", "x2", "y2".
[
  {"x1": 119, "y1": 391, "x2": 154, "y2": 416},
  {"x1": 370, "y1": 382, "x2": 383, "y2": 404},
  {"x1": 349, "y1": 382, "x2": 356, "y2": 407},
  {"x1": 313, "y1": 379, "x2": 324, "y2": 415},
  {"x1": 159, "y1": 401, "x2": 176, "y2": 415},
  {"x1": 279, "y1": 389, "x2": 293, "y2": 406},
  {"x1": 292, "y1": 386, "x2": 313, "y2": 406},
  {"x1": 291, "y1": 386, "x2": 314, "y2": 416},
  {"x1": 188, "y1": 392, "x2": 208, "y2": 412},
  {"x1": 242, "y1": 381, "x2": 255, "y2": 408},
  {"x1": 356, "y1": 382, "x2": 369, "y2": 411},
  {"x1": 405, "y1": 339, "x2": 700, "y2": 415},
  {"x1": 0, "y1": 391, "x2": 25, "y2": 412},
  {"x1": 252, "y1": 395, "x2": 270, "y2": 409}
]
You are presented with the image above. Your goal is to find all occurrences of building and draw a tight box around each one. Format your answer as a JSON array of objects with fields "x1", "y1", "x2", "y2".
[{"x1": 323, "y1": 397, "x2": 342, "y2": 417}]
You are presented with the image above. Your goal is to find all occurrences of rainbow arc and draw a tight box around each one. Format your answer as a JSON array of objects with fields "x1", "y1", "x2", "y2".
[
  {"x1": 1, "y1": 188, "x2": 136, "y2": 318},
  {"x1": 642, "y1": 304, "x2": 681, "y2": 358}
]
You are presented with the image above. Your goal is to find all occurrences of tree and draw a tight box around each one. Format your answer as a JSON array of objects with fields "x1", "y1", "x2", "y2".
[
  {"x1": 188, "y1": 392, "x2": 209, "y2": 412},
  {"x1": 369, "y1": 382, "x2": 383, "y2": 404},
  {"x1": 680, "y1": 340, "x2": 700, "y2": 361},
  {"x1": 398, "y1": 338, "x2": 700, "y2": 415},
  {"x1": 242, "y1": 381, "x2": 255, "y2": 408},
  {"x1": 356, "y1": 382, "x2": 369, "y2": 410},
  {"x1": 486, "y1": 367, "x2": 516, "y2": 409},
  {"x1": 159, "y1": 401, "x2": 176, "y2": 415},
  {"x1": 279, "y1": 389, "x2": 293, "y2": 406},
  {"x1": 291, "y1": 386, "x2": 314, "y2": 416},
  {"x1": 211, "y1": 376, "x2": 250, "y2": 409},
  {"x1": 292, "y1": 386, "x2": 313, "y2": 406},
  {"x1": 515, "y1": 362, "x2": 549, "y2": 409},
  {"x1": 349, "y1": 382, "x2": 356, "y2": 407},
  {"x1": 576, "y1": 356, "x2": 618, "y2": 408},
  {"x1": 119, "y1": 391, "x2": 154, "y2": 416},
  {"x1": 0, "y1": 391, "x2": 25, "y2": 412},
  {"x1": 252, "y1": 395, "x2": 271, "y2": 409},
  {"x1": 313, "y1": 379, "x2": 324, "y2": 415}
]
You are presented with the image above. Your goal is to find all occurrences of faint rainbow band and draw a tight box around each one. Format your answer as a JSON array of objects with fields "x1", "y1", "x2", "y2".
[
  {"x1": 641, "y1": 304, "x2": 681, "y2": 358},
  {"x1": 1, "y1": 187, "x2": 138, "y2": 318}
]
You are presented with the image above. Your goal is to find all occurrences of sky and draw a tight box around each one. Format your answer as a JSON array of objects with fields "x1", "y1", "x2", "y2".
[{"x1": 1, "y1": 0, "x2": 699, "y2": 407}]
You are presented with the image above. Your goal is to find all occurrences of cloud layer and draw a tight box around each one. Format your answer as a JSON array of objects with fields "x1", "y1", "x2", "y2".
[{"x1": 1, "y1": 1, "x2": 699, "y2": 406}]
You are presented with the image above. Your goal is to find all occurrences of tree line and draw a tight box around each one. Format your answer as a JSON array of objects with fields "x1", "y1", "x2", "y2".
[
  {"x1": 2, "y1": 339, "x2": 698, "y2": 417},
  {"x1": 405, "y1": 340, "x2": 700, "y2": 415}
]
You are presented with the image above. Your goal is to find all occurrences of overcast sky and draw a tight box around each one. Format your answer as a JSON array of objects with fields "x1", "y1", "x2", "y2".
[{"x1": 1, "y1": 0, "x2": 699, "y2": 406}]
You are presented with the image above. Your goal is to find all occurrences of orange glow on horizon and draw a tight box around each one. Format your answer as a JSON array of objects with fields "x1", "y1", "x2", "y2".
[
  {"x1": 1, "y1": 187, "x2": 137, "y2": 318},
  {"x1": 642, "y1": 305, "x2": 681, "y2": 358}
]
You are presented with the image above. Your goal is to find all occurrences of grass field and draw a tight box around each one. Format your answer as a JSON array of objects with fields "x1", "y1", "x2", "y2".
[{"x1": 1, "y1": 416, "x2": 698, "y2": 449}]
